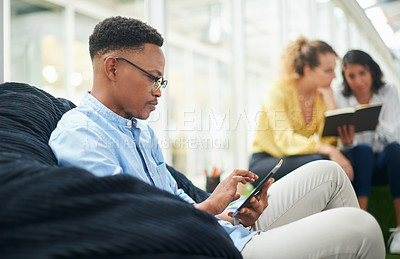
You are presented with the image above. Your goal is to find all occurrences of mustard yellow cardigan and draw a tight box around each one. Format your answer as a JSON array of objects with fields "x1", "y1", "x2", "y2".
[{"x1": 253, "y1": 80, "x2": 336, "y2": 157}]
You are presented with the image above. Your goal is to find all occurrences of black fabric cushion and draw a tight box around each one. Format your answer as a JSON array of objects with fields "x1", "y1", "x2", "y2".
[
  {"x1": 0, "y1": 158, "x2": 241, "y2": 258},
  {"x1": 0, "y1": 82, "x2": 75, "y2": 165},
  {"x1": 0, "y1": 82, "x2": 241, "y2": 258}
]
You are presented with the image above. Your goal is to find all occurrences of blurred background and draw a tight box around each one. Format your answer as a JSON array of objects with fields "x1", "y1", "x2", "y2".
[{"x1": 1, "y1": 0, "x2": 400, "y2": 187}]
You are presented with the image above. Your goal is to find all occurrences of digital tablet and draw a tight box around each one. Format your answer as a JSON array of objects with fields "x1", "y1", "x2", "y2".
[{"x1": 231, "y1": 159, "x2": 283, "y2": 218}]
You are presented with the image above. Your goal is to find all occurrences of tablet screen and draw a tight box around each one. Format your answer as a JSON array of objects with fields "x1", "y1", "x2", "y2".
[{"x1": 231, "y1": 159, "x2": 283, "y2": 218}]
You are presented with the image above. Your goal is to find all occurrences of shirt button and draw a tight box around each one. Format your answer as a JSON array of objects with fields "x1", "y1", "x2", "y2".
[
  {"x1": 149, "y1": 172, "x2": 154, "y2": 177},
  {"x1": 126, "y1": 121, "x2": 131, "y2": 126}
]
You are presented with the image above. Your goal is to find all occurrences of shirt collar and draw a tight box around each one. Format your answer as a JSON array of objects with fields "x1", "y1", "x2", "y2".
[{"x1": 81, "y1": 92, "x2": 146, "y2": 129}]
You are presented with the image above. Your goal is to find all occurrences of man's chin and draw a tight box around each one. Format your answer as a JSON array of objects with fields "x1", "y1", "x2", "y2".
[
  {"x1": 123, "y1": 109, "x2": 153, "y2": 120},
  {"x1": 137, "y1": 111, "x2": 152, "y2": 120}
]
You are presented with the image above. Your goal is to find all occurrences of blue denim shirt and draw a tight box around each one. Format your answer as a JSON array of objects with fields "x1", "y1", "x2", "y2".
[{"x1": 49, "y1": 93, "x2": 256, "y2": 251}]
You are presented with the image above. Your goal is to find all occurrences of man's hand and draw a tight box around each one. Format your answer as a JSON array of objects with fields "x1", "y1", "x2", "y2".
[
  {"x1": 228, "y1": 177, "x2": 274, "y2": 227},
  {"x1": 195, "y1": 169, "x2": 258, "y2": 216}
]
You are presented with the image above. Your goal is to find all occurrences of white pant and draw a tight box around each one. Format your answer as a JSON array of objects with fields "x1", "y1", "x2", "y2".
[{"x1": 241, "y1": 160, "x2": 385, "y2": 259}]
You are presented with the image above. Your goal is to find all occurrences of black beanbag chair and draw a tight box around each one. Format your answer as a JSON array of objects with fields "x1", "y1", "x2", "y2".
[{"x1": 0, "y1": 82, "x2": 240, "y2": 259}]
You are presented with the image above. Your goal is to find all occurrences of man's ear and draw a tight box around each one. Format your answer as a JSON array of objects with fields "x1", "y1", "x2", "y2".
[{"x1": 103, "y1": 57, "x2": 118, "y2": 82}]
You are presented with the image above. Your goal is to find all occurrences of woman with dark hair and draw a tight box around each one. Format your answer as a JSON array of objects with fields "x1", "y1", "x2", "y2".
[
  {"x1": 249, "y1": 36, "x2": 354, "y2": 184},
  {"x1": 335, "y1": 49, "x2": 400, "y2": 254}
]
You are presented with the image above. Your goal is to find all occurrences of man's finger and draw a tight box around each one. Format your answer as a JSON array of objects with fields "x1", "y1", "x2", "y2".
[
  {"x1": 231, "y1": 169, "x2": 259, "y2": 179},
  {"x1": 232, "y1": 175, "x2": 256, "y2": 184}
]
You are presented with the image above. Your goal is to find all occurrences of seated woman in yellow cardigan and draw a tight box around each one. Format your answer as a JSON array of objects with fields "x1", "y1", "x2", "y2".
[{"x1": 249, "y1": 36, "x2": 354, "y2": 184}]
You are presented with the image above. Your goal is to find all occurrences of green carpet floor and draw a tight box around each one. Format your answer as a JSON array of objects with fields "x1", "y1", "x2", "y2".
[{"x1": 368, "y1": 185, "x2": 400, "y2": 259}]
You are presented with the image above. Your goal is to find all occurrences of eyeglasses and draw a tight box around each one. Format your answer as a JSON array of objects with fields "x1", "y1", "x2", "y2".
[{"x1": 115, "y1": 57, "x2": 168, "y2": 92}]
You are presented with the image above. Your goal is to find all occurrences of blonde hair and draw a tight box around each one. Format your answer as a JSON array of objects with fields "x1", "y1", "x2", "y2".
[{"x1": 279, "y1": 36, "x2": 337, "y2": 82}]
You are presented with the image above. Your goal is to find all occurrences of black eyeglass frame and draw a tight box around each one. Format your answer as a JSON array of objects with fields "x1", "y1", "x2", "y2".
[{"x1": 114, "y1": 56, "x2": 168, "y2": 92}]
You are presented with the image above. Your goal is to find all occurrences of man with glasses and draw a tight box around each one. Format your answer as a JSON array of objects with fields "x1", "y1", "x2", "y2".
[{"x1": 49, "y1": 16, "x2": 384, "y2": 258}]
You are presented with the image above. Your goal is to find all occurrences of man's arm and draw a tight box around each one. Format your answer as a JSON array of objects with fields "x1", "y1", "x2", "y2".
[
  {"x1": 50, "y1": 123, "x2": 125, "y2": 177},
  {"x1": 166, "y1": 164, "x2": 209, "y2": 203}
]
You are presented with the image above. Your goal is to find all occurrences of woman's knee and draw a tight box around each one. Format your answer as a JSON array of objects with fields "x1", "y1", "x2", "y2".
[
  {"x1": 385, "y1": 142, "x2": 400, "y2": 157},
  {"x1": 248, "y1": 153, "x2": 277, "y2": 175},
  {"x1": 351, "y1": 144, "x2": 374, "y2": 158}
]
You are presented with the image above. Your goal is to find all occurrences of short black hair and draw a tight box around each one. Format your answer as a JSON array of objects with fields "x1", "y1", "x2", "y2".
[
  {"x1": 89, "y1": 16, "x2": 164, "y2": 60},
  {"x1": 341, "y1": 50, "x2": 384, "y2": 97}
]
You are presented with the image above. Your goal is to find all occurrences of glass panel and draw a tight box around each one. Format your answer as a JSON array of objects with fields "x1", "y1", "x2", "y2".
[
  {"x1": 10, "y1": 0, "x2": 145, "y2": 103},
  {"x1": 72, "y1": 13, "x2": 98, "y2": 103},
  {"x1": 166, "y1": 0, "x2": 233, "y2": 180},
  {"x1": 244, "y1": 0, "x2": 280, "y2": 153},
  {"x1": 10, "y1": 0, "x2": 65, "y2": 96},
  {"x1": 287, "y1": 0, "x2": 310, "y2": 40},
  {"x1": 314, "y1": 0, "x2": 331, "y2": 42},
  {"x1": 348, "y1": 20, "x2": 361, "y2": 49},
  {"x1": 332, "y1": 6, "x2": 347, "y2": 56}
]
